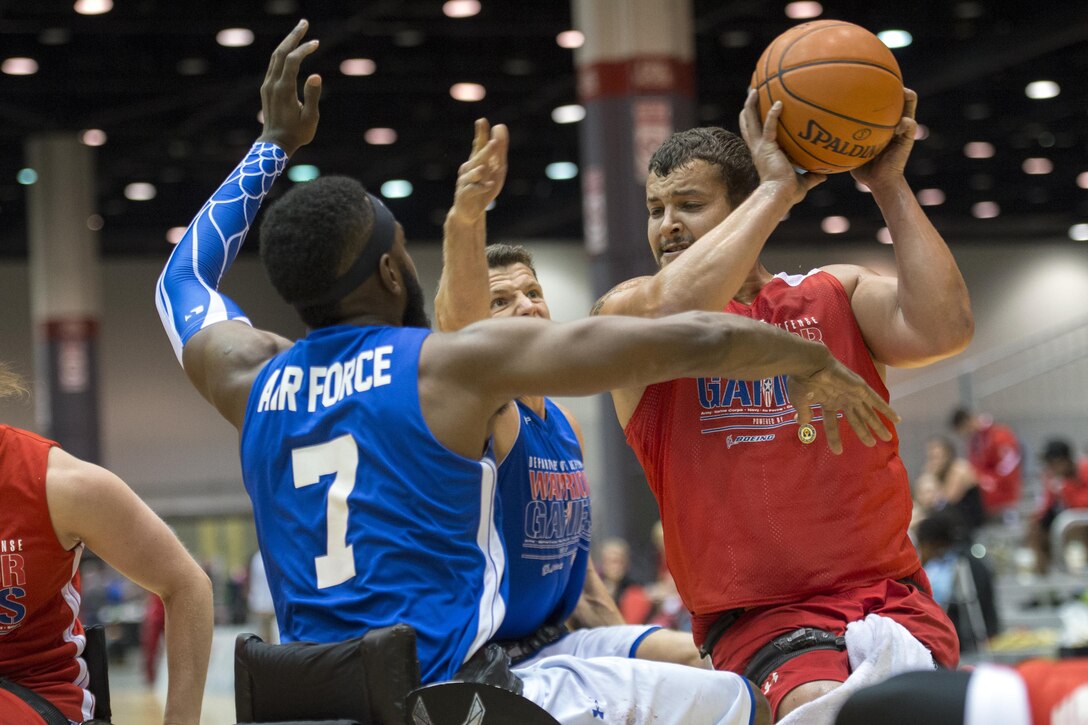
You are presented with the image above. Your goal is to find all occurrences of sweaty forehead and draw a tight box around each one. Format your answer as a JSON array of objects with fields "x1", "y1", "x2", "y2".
[
  {"x1": 488, "y1": 263, "x2": 539, "y2": 291},
  {"x1": 646, "y1": 159, "x2": 725, "y2": 201}
]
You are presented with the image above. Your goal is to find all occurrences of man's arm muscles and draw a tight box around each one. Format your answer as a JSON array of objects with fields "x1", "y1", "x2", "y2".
[
  {"x1": 155, "y1": 143, "x2": 293, "y2": 425},
  {"x1": 47, "y1": 448, "x2": 213, "y2": 725}
]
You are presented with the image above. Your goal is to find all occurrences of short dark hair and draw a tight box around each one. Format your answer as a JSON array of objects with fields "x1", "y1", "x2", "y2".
[
  {"x1": 950, "y1": 408, "x2": 973, "y2": 430},
  {"x1": 259, "y1": 176, "x2": 376, "y2": 328},
  {"x1": 485, "y1": 243, "x2": 537, "y2": 277},
  {"x1": 915, "y1": 509, "x2": 966, "y2": 549},
  {"x1": 648, "y1": 127, "x2": 759, "y2": 209},
  {"x1": 1042, "y1": 439, "x2": 1073, "y2": 463}
]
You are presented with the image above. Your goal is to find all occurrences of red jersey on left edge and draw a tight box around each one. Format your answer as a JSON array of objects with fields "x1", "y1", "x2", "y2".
[
  {"x1": 0, "y1": 425, "x2": 93, "y2": 723},
  {"x1": 626, "y1": 270, "x2": 920, "y2": 622}
]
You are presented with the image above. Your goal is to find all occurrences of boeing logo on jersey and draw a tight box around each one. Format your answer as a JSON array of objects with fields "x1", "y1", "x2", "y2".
[
  {"x1": 698, "y1": 375, "x2": 789, "y2": 410},
  {"x1": 256, "y1": 344, "x2": 394, "y2": 413},
  {"x1": 726, "y1": 434, "x2": 776, "y2": 448},
  {"x1": 0, "y1": 552, "x2": 27, "y2": 633}
]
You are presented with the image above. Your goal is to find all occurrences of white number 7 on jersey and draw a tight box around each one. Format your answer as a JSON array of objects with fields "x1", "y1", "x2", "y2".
[{"x1": 291, "y1": 434, "x2": 358, "y2": 589}]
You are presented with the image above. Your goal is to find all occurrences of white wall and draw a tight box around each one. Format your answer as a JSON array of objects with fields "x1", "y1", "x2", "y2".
[{"x1": 2, "y1": 236, "x2": 1086, "y2": 519}]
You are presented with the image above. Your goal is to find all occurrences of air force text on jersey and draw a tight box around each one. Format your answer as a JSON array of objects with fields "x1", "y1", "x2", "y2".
[{"x1": 256, "y1": 345, "x2": 394, "y2": 413}]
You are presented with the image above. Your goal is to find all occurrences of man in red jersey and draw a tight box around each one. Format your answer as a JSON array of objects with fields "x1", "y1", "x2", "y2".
[
  {"x1": 951, "y1": 408, "x2": 1023, "y2": 519},
  {"x1": 593, "y1": 90, "x2": 973, "y2": 720},
  {"x1": 0, "y1": 363, "x2": 212, "y2": 724}
]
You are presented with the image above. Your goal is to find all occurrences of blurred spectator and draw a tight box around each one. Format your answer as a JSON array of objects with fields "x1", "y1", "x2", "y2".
[
  {"x1": 597, "y1": 537, "x2": 651, "y2": 624},
  {"x1": 913, "y1": 436, "x2": 985, "y2": 532},
  {"x1": 951, "y1": 408, "x2": 1023, "y2": 520},
  {"x1": 1027, "y1": 439, "x2": 1088, "y2": 574},
  {"x1": 915, "y1": 509, "x2": 999, "y2": 654},
  {"x1": 247, "y1": 551, "x2": 278, "y2": 644},
  {"x1": 139, "y1": 593, "x2": 166, "y2": 685},
  {"x1": 645, "y1": 521, "x2": 691, "y2": 632}
]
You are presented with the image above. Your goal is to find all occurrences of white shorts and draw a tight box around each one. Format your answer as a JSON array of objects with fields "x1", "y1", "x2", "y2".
[
  {"x1": 515, "y1": 653, "x2": 756, "y2": 725},
  {"x1": 516, "y1": 624, "x2": 660, "y2": 667}
]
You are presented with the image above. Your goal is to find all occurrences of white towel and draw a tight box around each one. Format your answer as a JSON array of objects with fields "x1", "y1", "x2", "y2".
[{"x1": 776, "y1": 613, "x2": 936, "y2": 725}]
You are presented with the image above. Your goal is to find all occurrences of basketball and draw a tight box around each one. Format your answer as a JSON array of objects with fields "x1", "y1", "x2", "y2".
[{"x1": 750, "y1": 20, "x2": 905, "y2": 174}]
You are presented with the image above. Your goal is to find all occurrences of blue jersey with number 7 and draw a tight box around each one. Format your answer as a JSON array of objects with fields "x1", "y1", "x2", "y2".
[{"x1": 239, "y1": 323, "x2": 506, "y2": 684}]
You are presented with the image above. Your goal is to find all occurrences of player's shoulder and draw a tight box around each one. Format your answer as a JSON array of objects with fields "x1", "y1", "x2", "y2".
[{"x1": 591, "y1": 275, "x2": 655, "y2": 316}]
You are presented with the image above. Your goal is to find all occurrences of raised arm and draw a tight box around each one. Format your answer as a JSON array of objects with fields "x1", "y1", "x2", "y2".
[
  {"x1": 422, "y1": 311, "x2": 898, "y2": 458},
  {"x1": 45, "y1": 447, "x2": 213, "y2": 725},
  {"x1": 155, "y1": 20, "x2": 322, "y2": 428},
  {"x1": 434, "y1": 118, "x2": 509, "y2": 332},
  {"x1": 594, "y1": 93, "x2": 826, "y2": 319},
  {"x1": 841, "y1": 89, "x2": 974, "y2": 367}
]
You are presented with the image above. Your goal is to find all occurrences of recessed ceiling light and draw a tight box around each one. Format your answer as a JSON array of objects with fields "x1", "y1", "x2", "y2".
[
  {"x1": 443, "y1": 0, "x2": 481, "y2": 18},
  {"x1": 545, "y1": 162, "x2": 578, "y2": 180},
  {"x1": 264, "y1": 0, "x2": 297, "y2": 14},
  {"x1": 86, "y1": 214, "x2": 104, "y2": 231},
  {"x1": 1022, "y1": 157, "x2": 1053, "y2": 175},
  {"x1": 551, "y1": 104, "x2": 586, "y2": 124},
  {"x1": 365, "y1": 128, "x2": 397, "y2": 145},
  {"x1": 556, "y1": 30, "x2": 585, "y2": 49},
  {"x1": 1025, "y1": 81, "x2": 1059, "y2": 100},
  {"x1": 74, "y1": 0, "x2": 113, "y2": 15},
  {"x1": 125, "y1": 182, "x2": 157, "y2": 201},
  {"x1": 913, "y1": 124, "x2": 930, "y2": 141},
  {"x1": 820, "y1": 216, "x2": 849, "y2": 234},
  {"x1": 394, "y1": 30, "x2": 425, "y2": 47},
  {"x1": 38, "y1": 28, "x2": 71, "y2": 45},
  {"x1": 381, "y1": 180, "x2": 413, "y2": 198},
  {"x1": 166, "y1": 227, "x2": 187, "y2": 245},
  {"x1": 917, "y1": 188, "x2": 946, "y2": 206},
  {"x1": 876, "y1": 227, "x2": 893, "y2": 245},
  {"x1": 177, "y1": 58, "x2": 209, "y2": 76},
  {"x1": 719, "y1": 30, "x2": 751, "y2": 48},
  {"x1": 971, "y1": 201, "x2": 1000, "y2": 219},
  {"x1": 1069, "y1": 224, "x2": 1088, "y2": 242},
  {"x1": 217, "y1": 28, "x2": 255, "y2": 48},
  {"x1": 81, "y1": 129, "x2": 107, "y2": 147},
  {"x1": 1077, "y1": 171, "x2": 1088, "y2": 190},
  {"x1": 2, "y1": 58, "x2": 39, "y2": 76},
  {"x1": 785, "y1": 2, "x2": 823, "y2": 20},
  {"x1": 964, "y1": 141, "x2": 995, "y2": 159},
  {"x1": 340, "y1": 58, "x2": 376, "y2": 76},
  {"x1": 450, "y1": 83, "x2": 486, "y2": 102},
  {"x1": 287, "y1": 165, "x2": 320, "y2": 183},
  {"x1": 877, "y1": 30, "x2": 912, "y2": 49}
]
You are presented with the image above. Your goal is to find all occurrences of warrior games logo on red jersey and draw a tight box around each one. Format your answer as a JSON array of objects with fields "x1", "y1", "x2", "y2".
[{"x1": 0, "y1": 541, "x2": 28, "y2": 634}]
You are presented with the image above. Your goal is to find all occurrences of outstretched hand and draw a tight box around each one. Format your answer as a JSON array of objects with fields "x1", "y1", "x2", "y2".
[
  {"x1": 738, "y1": 89, "x2": 826, "y2": 203},
  {"x1": 449, "y1": 118, "x2": 509, "y2": 224},
  {"x1": 788, "y1": 359, "x2": 900, "y2": 454},
  {"x1": 257, "y1": 19, "x2": 322, "y2": 157},
  {"x1": 850, "y1": 88, "x2": 918, "y2": 189}
]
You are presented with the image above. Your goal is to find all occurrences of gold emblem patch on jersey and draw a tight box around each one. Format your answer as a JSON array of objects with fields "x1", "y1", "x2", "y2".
[{"x1": 798, "y1": 424, "x2": 817, "y2": 444}]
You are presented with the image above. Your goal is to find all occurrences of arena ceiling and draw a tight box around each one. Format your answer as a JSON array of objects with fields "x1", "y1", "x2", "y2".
[{"x1": 0, "y1": 0, "x2": 1086, "y2": 257}]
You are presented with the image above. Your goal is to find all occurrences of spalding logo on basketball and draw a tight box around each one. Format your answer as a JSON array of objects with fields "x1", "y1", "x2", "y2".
[{"x1": 751, "y1": 20, "x2": 905, "y2": 174}]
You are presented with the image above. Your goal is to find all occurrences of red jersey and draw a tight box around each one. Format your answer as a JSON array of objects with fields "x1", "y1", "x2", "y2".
[
  {"x1": 1016, "y1": 658, "x2": 1088, "y2": 724},
  {"x1": 626, "y1": 270, "x2": 919, "y2": 616},
  {"x1": 967, "y1": 419, "x2": 1022, "y2": 513},
  {"x1": 0, "y1": 425, "x2": 93, "y2": 723}
]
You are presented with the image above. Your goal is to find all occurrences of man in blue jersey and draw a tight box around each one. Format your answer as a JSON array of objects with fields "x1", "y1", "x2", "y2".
[
  {"x1": 156, "y1": 21, "x2": 899, "y2": 724},
  {"x1": 436, "y1": 119, "x2": 705, "y2": 669}
]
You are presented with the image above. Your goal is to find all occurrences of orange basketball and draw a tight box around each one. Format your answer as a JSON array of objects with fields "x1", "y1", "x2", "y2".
[{"x1": 751, "y1": 20, "x2": 905, "y2": 174}]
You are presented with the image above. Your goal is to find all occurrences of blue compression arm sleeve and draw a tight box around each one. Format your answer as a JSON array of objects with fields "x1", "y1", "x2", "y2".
[{"x1": 155, "y1": 142, "x2": 288, "y2": 364}]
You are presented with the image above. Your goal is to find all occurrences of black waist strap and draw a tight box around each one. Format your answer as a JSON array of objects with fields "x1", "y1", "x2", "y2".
[
  {"x1": 699, "y1": 608, "x2": 745, "y2": 659},
  {"x1": 744, "y1": 627, "x2": 846, "y2": 687},
  {"x1": 493, "y1": 623, "x2": 569, "y2": 665},
  {"x1": 0, "y1": 676, "x2": 72, "y2": 725}
]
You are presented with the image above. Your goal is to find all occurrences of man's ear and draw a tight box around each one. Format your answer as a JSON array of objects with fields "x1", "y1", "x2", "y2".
[{"x1": 377, "y1": 253, "x2": 400, "y2": 295}]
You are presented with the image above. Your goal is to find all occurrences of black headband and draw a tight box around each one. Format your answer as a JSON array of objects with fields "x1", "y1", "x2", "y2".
[{"x1": 294, "y1": 192, "x2": 397, "y2": 310}]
